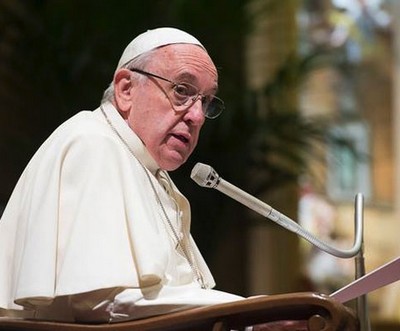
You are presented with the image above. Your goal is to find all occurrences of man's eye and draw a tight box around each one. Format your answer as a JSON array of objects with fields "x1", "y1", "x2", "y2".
[
  {"x1": 174, "y1": 84, "x2": 189, "y2": 96},
  {"x1": 174, "y1": 84, "x2": 196, "y2": 96}
]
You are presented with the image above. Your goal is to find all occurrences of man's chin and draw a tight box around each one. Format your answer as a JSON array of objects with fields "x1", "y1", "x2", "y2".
[{"x1": 158, "y1": 154, "x2": 188, "y2": 171}]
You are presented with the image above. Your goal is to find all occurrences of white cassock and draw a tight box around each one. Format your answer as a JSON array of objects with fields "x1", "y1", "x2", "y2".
[{"x1": 0, "y1": 102, "x2": 243, "y2": 323}]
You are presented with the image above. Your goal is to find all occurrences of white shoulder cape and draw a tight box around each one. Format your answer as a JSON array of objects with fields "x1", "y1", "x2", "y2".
[{"x1": 0, "y1": 104, "x2": 215, "y2": 311}]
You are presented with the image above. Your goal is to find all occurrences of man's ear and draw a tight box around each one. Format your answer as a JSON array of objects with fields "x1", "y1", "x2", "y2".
[{"x1": 113, "y1": 69, "x2": 134, "y2": 114}]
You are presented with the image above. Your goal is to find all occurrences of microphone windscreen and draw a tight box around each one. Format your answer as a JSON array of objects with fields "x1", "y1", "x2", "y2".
[{"x1": 190, "y1": 163, "x2": 211, "y2": 187}]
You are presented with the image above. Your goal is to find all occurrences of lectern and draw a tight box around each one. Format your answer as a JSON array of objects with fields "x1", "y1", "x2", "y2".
[{"x1": 0, "y1": 292, "x2": 358, "y2": 331}]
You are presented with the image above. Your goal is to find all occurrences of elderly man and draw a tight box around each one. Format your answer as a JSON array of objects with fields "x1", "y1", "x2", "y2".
[{"x1": 0, "y1": 27, "x2": 243, "y2": 323}]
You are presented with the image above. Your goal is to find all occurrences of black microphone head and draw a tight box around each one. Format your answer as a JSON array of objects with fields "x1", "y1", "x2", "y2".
[{"x1": 190, "y1": 163, "x2": 220, "y2": 188}]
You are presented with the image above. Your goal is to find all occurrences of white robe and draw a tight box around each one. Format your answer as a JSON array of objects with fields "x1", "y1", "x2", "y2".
[{"x1": 0, "y1": 102, "x2": 243, "y2": 322}]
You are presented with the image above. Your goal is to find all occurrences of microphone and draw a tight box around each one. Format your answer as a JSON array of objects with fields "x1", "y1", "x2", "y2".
[
  {"x1": 191, "y1": 162, "x2": 363, "y2": 259},
  {"x1": 191, "y1": 163, "x2": 299, "y2": 233}
]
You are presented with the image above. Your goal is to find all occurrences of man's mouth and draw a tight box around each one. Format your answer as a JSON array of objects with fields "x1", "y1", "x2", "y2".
[{"x1": 172, "y1": 133, "x2": 189, "y2": 144}]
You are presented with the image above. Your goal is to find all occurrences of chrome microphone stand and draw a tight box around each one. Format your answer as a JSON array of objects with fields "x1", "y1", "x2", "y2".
[
  {"x1": 354, "y1": 194, "x2": 371, "y2": 331},
  {"x1": 191, "y1": 163, "x2": 371, "y2": 330}
]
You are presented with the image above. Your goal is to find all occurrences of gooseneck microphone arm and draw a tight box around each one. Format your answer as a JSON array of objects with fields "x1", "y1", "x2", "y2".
[{"x1": 191, "y1": 162, "x2": 363, "y2": 259}]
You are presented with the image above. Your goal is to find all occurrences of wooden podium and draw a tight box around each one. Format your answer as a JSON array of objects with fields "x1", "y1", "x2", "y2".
[{"x1": 0, "y1": 292, "x2": 358, "y2": 331}]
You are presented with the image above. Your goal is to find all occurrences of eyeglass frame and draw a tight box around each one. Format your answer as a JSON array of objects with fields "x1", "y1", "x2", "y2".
[{"x1": 128, "y1": 68, "x2": 225, "y2": 119}]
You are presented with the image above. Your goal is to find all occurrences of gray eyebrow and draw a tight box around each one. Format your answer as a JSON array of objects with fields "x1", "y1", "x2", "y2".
[
  {"x1": 179, "y1": 74, "x2": 218, "y2": 94},
  {"x1": 175, "y1": 72, "x2": 197, "y2": 83}
]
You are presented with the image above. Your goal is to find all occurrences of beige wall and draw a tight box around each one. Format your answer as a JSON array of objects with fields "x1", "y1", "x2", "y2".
[
  {"x1": 244, "y1": 0, "x2": 400, "y2": 323},
  {"x1": 299, "y1": 1, "x2": 399, "y2": 323}
]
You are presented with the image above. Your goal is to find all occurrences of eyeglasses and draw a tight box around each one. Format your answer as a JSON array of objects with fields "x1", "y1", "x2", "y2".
[{"x1": 129, "y1": 68, "x2": 224, "y2": 119}]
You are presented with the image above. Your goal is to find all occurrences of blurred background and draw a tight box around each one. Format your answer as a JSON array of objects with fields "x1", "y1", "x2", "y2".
[{"x1": 0, "y1": 0, "x2": 399, "y2": 329}]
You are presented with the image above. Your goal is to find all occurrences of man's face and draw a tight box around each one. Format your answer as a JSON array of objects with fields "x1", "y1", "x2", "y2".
[{"x1": 125, "y1": 44, "x2": 218, "y2": 171}]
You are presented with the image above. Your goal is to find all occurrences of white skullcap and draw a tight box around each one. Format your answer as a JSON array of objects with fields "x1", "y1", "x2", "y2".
[{"x1": 116, "y1": 27, "x2": 205, "y2": 69}]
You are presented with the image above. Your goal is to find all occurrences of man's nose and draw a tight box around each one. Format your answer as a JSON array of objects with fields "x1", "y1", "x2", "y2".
[{"x1": 184, "y1": 97, "x2": 205, "y2": 125}]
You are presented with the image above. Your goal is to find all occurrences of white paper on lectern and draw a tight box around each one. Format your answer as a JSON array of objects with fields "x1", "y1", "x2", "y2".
[{"x1": 330, "y1": 256, "x2": 400, "y2": 303}]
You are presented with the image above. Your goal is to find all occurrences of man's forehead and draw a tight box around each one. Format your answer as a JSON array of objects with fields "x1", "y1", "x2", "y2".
[{"x1": 150, "y1": 45, "x2": 218, "y2": 89}]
